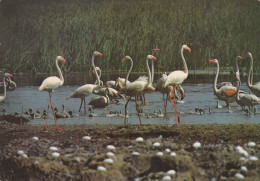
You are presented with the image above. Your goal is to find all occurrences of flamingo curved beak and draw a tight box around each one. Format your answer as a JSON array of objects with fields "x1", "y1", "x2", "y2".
[
  {"x1": 61, "y1": 57, "x2": 66, "y2": 64},
  {"x1": 121, "y1": 57, "x2": 126, "y2": 63},
  {"x1": 237, "y1": 56, "x2": 243, "y2": 60},
  {"x1": 186, "y1": 48, "x2": 191, "y2": 53},
  {"x1": 209, "y1": 59, "x2": 216, "y2": 64},
  {"x1": 99, "y1": 53, "x2": 103, "y2": 57},
  {"x1": 152, "y1": 56, "x2": 157, "y2": 61}
]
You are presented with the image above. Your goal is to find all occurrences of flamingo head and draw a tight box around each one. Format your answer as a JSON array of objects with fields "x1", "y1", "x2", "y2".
[
  {"x1": 245, "y1": 52, "x2": 252, "y2": 59},
  {"x1": 183, "y1": 45, "x2": 191, "y2": 53},
  {"x1": 121, "y1": 56, "x2": 131, "y2": 63},
  {"x1": 237, "y1": 56, "x2": 243, "y2": 60},
  {"x1": 4, "y1": 73, "x2": 13, "y2": 77},
  {"x1": 57, "y1": 56, "x2": 66, "y2": 63},
  {"x1": 147, "y1": 55, "x2": 157, "y2": 61},
  {"x1": 94, "y1": 51, "x2": 103, "y2": 57},
  {"x1": 209, "y1": 59, "x2": 218, "y2": 64}
]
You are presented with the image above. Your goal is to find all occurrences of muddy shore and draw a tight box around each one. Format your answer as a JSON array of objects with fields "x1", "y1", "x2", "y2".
[{"x1": 0, "y1": 123, "x2": 259, "y2": 181}]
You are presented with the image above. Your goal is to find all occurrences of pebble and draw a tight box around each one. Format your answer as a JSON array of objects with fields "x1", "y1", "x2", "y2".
[
  {"x1": 234, "y1": 173, "x2": 245, "y2": 179},
  {"x1": 135, "y1": 137, "x2": 144, "y2": 142},
  {"x1": 82, "y1": 136, "x2": 91, "y2": 141},
  {"x1": 22, "y1": 153, "x2": 28, "y2": 158},
  {"x1": 240, "y1": 166, "x2": 247, "y2": 171},
  {"x1": 49, "y1": 146, "x2": 58, "y2": 151},
  {"x1": 170, "y1": 152, "x2": 176, "y2": 157},
  {"x1": 153, "y1": 142, "x2": 160, "y2": 147},
  {"x1": 103, "y1": 158, "x2": 113, "y2": 164},
  {"x1": 165, "y1": 148, "x2": 171, "y2": 153},
  {"x1": 106, "y1": 145, "x2": 116, "y2": 151},
  {"x1": 156, "y1": 151, "x2": 164, "y2": 156},
  {"x1": 248, "y1": 141, "x2": 256, "y2": 147},
  {"x1": 106, "y1": 152, "x2": 115, "y2": 158},
  {"x1": 249, "y1": 156, "x2": 258, "y2": 161},
  {"x1": 162, "y1": 175, "x2": 171, "y2": 181},
  {"x1": 32, "y1": 136, "x2": 39, "y2": 141},
  {"x1": 193, "y1": 141, "x2": 201, "y2": 148},
  {"x1": 34, "y1": 161, "x2": 39, "y2": 165},
  {"x1": 97, "y1": 166, "x2": 107, "y2": 171},
  {"x1": 17, "y1": 150, "x2": 24, "y2": 155},
  {"x1": 166, "y1": 169, "x2": 176, "y2": 176},
  {"x1": 132, "y1": 151, "x2": 140, "y2": 156},
  {"x1": 51, "y1": 152, "x2": 60, "y2": 158}
]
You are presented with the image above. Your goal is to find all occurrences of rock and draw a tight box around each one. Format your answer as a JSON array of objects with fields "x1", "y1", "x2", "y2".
[
  {"x1": 52, "y1": 152, "x2": 60, "y2": 158},
  {"x1": 17, "y1": 150, "x2": 24, "y2": 155},
  {"x1": 166, "y1": 169, "x2": 176, "y2": 176},
  {"x1": 234, "y1": 173, "x2": 244, "y2": 179},
  {"x1": 156, "y1": 152, "x2": 164, "y2": 156},
  {"x1": 153, "y1": 142, "x2": 160, "y2": 147},
  {"x1": 193, "y1": 141, "x2": 201, "y2": 148},
  {"x1": 103, "y1": 158, "x2": 113, "y2": 164},
  {"x1": 97, "y1": 166, "x2": 106, "y2": 171},
  {"x1": 82, "y1": 136, "x2": 91, "y2": 141},
  {"x1": 162, "y1": 175, "x2": 171, "y2": 181},
  {"x1": 106, "y1": 145, "x2": 116, "y2": 151},
  {"x1": 49, "y1": 146, "x2": 58, "y2": 151},
  {"x1": 248, "y1": 141, "x2": 256, "y2": 147},
  {"x1": 132, "y1": 151, "x2": 140, "y2": 156},
  {"x1": 32, "y1": 136, "x2": 39, "y2": 141},
  {"x1": 135, "y1": 137, "x2": 144, "y2": 142}
]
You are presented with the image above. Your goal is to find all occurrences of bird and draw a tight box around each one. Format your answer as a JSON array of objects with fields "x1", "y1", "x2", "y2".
[
  {"x1": 245, "y1": 52, "x2": 260, "y2": 97},
  {"x1": 120, "y1": 55, "x2": 157, "y2": 124},
  {"x1": 39, "y1": 56, "x2": 66, "y2": 130},
  {"x1": 195, "y1": 107, "x2": 205, "y2": 115},
  {"x1": 66, "y1": 51, "x2": 103, "y2": 114},
  {"x1": 163, "y1": 45, "x2": 191, "y2": 124},
  {"x1": 209, "y1": 59, "x2": 238, "y2": 111},
  {"x1": 93, "y1": 67, "x2": 104, "y2": 86},
  {"x1": 54, "y1": 108, "x2": 67, "y2": 119},
  {"x1": 88, "y1": 91, "x2": 110, "y2": 108},
  {"x1": 105, "y1": 80, "x2": 116, "y2": 89},
  {"x1": 0, "y1": 75, "x2": 16, "y2": 93},
  {"x1": 62, "y1": 104, "x2": 71, "y2": 118},
  {"x1": 0, "y1": 73, "x2": 13, "y2": 103}
]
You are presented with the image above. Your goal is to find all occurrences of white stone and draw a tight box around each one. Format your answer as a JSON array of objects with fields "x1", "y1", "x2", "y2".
[
  {"x1": 240, "y1": 157, "x2": 246, "y2": 161},
  {"x1": 162, "y1": 175, "x2": 171, "y2": 181},
  {"x1": 153, "y1": 142, "x2": 160, "y2": 147},
  {"x1": 17, "y1": 150, "x2": 24, "y2": 155},
  {"x1": 132, "y1": 151, "x2": 140, "y2": 156},
  {"x1": 166, "y1": 169, "x2": 176, "y2": 176},
  {"x1": 82, "y1": 136, "x2": 91, "y2": 141},
  {"x1": 241, "y1": 166, "x2": 247, "y2": 171},
  {"x1": 97, "y1": 166, "x2": 106, "y2": 171},
  {"x1": 234, "y1": 173, "x2": 245, "y2": 179},
  {"x1": 49, "y1": 146, "x2": 58, "y2": 151},
  {"x1": 103, "y1": 158, "x2": 113, "y2": 164},
  {"x1": 34, "y1": 161, "x2": 39, "y2": 165},
  {"x1": 106, "y1": 152, "x2": 115, "y2": 158},
  {"x1": 156, "y1": 151, "x2": 164, "y2": 156},
  {"x1": 239, "y1": 149, "x2": 248, "y2": 157},
  {"x1": 32, "y1": 136, "x2": 39, "y2": 141},
  {"x1": 170, "y1": 152, "x2": 177, "y2": 157},
  {"x1": 236, "y1": 146, "x2": 243, "y2": 151},
  {"x1": 51, "y1": 152, "x2": 60, "y2": 158},
  {"x1": 248, "y1": 141, "x2": 256, "y2": 147},
  {"x1": 135, "y1": 137, "x2": 144, "y2": 142},
  {"x1": 165, "y1": 148, "x2": 171, "y2": 153},
  {"x1": 22, "y1": 154, "x2": 28, "y2": 158},
  {"x1": 106, "y1": 145, "x2": 116, "y2": 151},
  {"x1": 249, "y1": 156, "x2": 258, "y2": 161},
  {"x1": 193, "y1": 141, "x2": 201, "y2": 148}
]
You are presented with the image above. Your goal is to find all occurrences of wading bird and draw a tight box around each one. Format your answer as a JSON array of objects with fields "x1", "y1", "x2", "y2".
[
  {"x1": 163, "y1": 45, "x2": 191, "y2": 124},
  {"x1": 66, "y1": 51, "x2": 103, "y2": 114},
  {"x1": 39, "y1": 56, "x2": 66, "y2": 130},
  {"x1": 0, "y1": 73, "x2": 13, "y2": 103}
]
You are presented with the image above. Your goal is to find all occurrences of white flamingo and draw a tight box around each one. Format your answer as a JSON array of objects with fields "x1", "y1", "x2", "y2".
[
  {"x1": 209, "y1": 59, "x2": 238, "y2": 111},
  {"x1": 93, "y1": 67, "x2": 103, "y2": 86},
  {"x1": 245, "y1": 52, "x2": 260, "y2": 97},
  {"x1": 39, "y1": 56, "x2": 66, "y2": 130},
  {"x1": 120, "y1": 55, "x2": 156, "y2": 124},
  {"x1": 0, "y1": 73, "x2": 13, "y2": 103},
  {"x1": 163, "y1": 45, "x2": 191, "y2": 124},
  {"x1": 66, "y1": 51, "x2": 103, "y2": 114},
  {"x1": 88, "y1": 90, "x2": 110, "y2": 108}
]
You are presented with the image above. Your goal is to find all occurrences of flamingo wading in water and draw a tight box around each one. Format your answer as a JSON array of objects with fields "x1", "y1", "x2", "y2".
[
  {"x1": 39, "y1": 56, "x2": 66, "y2": 130},
  {"x1": 163, "y1": 45, "x2": 191, "y2": 124},
  {"x1": 0, "y1": 73, "x2": 13, "y2": 103}
]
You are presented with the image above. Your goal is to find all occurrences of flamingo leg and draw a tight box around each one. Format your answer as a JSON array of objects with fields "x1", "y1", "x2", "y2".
[
  {"x1": 135, "y1": 96, "x2": 142, "y2": 125},
  {"x1": 173, "y1": 89, "x2": 181, "y2": 123},
  {"x1": 169, "y1": 86, "x2": 180, "y2": 125},
  {"x1": 84, "y1": 98, "x2": 86, "y2": 115},
  {"x1": 163, "y1": 94, "x2": 167, "y2": 115},
  {"x1": 79, "y1": 99, "x2": 83, "y2": 112},
  {"x1": 125, "y1": 96, "x2": 131, "y2": 124},
  {"x1": 49, "y1": 92, "x2": 62, "y2": 130},
  {"x1": 45, "y1": 92, "x2": 51, "y2": 131}
]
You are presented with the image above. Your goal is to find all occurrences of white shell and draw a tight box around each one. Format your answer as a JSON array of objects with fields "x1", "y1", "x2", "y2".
[
  {"x1": 156, "y1": 151, "x2": 164, "y2": 156},
  {"x1": 106, "y1": 152, "x2": 115, "y2": 158},
  {"x1": 167, "y1": 169, "x2": 176, "y2": 175},
  {"x1": 165, "y1": 148, "x2": 171, "y2": 153},
  {"x1": 49, "y1": 146, "x2": 58, "y2": 151},
  {"x1": 51, "y1": 152, "x2": 60, "y2": 158},
  {"x1": 234, "y1": 173, "x2": 245, "y2": 179},
  {"x1": 135, "y1": 137, "x2": 144, "y2": 142},
  {"x1": 240, "y1": 166, "x2": 247, "y2": 171},
  {"x1": 249, "y1": 156, "x2": 258, "y2": 161},
  {"x1": 132, "y1": 151, "x2": 140, "y2": 156},
  {"x1": 153, "y1": 142, "x2": 160, "y2": 147},
  {"x1": 162, "y1": 175, "x2": 171, "y2": 181},
  {"x1": 32, "y1": 136, "x2": 39, "y2": 141},
  {"x1": 170, "y1": 152, "x2": 177, "y2": 157},
  {"x1": 106, "y1": 145, "x2": 116, "y2": 151},
  {"x1": 97, "y1": 166, "x2": 107, "y2": 171},
  {"x1": 248, "y1": 141, "x2": 256, "y2": 147},
  {"x1": 103, "y1": 158, "x2": 113, "y2": 164},
  {"x1": 193, "y1": 141, "x2": 201, "y2": 148},
  {"x1": 22, "y1": 153, "x2": 28, "y2": 158},
  {"x1": 82, "y1": 136, "x2": 91, "y2": 141},
  {"x1": 17, "y1": 150, "x2": 24, "y2": 155}
]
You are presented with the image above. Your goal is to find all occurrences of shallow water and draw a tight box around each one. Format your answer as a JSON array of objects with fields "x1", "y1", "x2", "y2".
[{"x1": 1, "y1": 83, "x2": 259, "y2": 125}]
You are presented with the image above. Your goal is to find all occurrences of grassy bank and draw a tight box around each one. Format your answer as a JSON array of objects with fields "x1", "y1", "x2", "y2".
[{"x1": 0, "y1": 0, "x2": 259, "y2": 74}]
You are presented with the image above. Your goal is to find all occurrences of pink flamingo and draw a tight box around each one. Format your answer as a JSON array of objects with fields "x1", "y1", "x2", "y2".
[
  {"x1": 120, "y1": 55, "x2": 156, "y2": 124},
  {"x1": 163, "y1": 45, "x2": 191, "y2": 124},
  {"x1": 39, "y1": 56, "x2": 66, "y2": 130},
  {"x1": 0, "y1": 73, "x2": 13, "y2": 103}
]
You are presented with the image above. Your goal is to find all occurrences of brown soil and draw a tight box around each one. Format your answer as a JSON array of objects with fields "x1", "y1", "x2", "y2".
[{"x1": 0, "y1": 123, "x2": 260, "y2": 181}]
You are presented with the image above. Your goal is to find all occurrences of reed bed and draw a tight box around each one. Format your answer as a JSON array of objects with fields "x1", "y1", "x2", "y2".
[{"x1": 0, "y1": 0, "x2": 259, "y2": 74}]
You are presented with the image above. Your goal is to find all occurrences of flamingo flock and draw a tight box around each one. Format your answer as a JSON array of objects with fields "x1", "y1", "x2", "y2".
[{"x1": 1, "y1": 46, "x2": 259, "y2": 131}]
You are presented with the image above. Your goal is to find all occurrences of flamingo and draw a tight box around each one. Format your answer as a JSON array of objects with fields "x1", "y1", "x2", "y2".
[
  {"x1": 93, "y1": 67, "x2": 103, "y2": 86},
  {"x1": 163, "y1": 45, "x2": 191, "y2": 124},
  {"x1": 209, "y1": 59, "x2": 238, "y2": 111},
  {"x1": 245, "y1": 52, "x2": 260, "y2": 97},
  {"x1": 120, "y1": 55, "x2": 156, "y2": 124},
  {"x1": 39, "y1": 56, "x2": 66, "y2": 130},
  {"x1": 0, "y1": 73, "x2": 13, "y2": 103},
  {"x1": 0, "y1": 76, "x2": 16, "y2": 92},
  {"x1": 88, "y1": 90, "x2": 110, "y2": 108},
  {"x1": 66, "y1": 51, "x2": 103, "y2": 114}
]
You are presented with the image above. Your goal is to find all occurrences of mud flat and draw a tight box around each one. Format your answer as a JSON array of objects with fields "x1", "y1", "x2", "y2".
[{"x1": 0, "y1": 123, "x2": 260, "y2": 181}]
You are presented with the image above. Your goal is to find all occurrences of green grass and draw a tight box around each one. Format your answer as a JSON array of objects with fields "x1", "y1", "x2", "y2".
[{"x1": 0, "y1": 0, "x2": 259, "y2": 74}]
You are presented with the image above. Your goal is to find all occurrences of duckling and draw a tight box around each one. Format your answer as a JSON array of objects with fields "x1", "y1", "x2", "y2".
[
  {"x1": 68, "y1": 110, "x2": 79, "y2": 117},
  {"x1": 157, "y1": 109, "x2": 164, "y2": 118},
  {"x1": 195, "y1": 107, "x2": 205, "y2": 115},
  {"x1": 33, "y1": 111, "x2": 42, "y2": 119},
  {"x1": 54, "y1": 108, "x2": 67, "y2": 119},
  {"x1": 42, "y1": 110, "x2": 47, "y2": 119},
  {"x1": 62, "y1": 104, "x2": 71, "y2": 118},
  {"x1": 88, "y1": 108, "x2": 97, "y2": 117}
]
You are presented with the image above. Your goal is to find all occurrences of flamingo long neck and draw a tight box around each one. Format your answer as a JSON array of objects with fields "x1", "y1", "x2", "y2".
[
  {"x1": 146, "y1": 58, "x2": 152, "y2": 85},
  {"x1": 235, "y1": 58, "x2": 240, "y2": 78},
  {"x1": 213, "y1": 62, "x2": 220, "y2": 93},
  {"x1": 236, "y1": 78, "x2": 241, "y2": 101},
  {"x1": 92, "y1": 55, "x2": 100, "y2": 86},
  {"x1": 56, "y1": 59, "x2": 64, "y2": 86},
  {"x1": 181, "y1": 47, "x2": 188, "y2": 75},
  {"x1": 247, "y1": 54, "x2": 253, "y2": 87},
  {"x1": 151, "y1": 60, "x2": 154, "y2": 83},
  {"x1": 125, "y1": 57, "x2": 133, "y2": 85}
]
